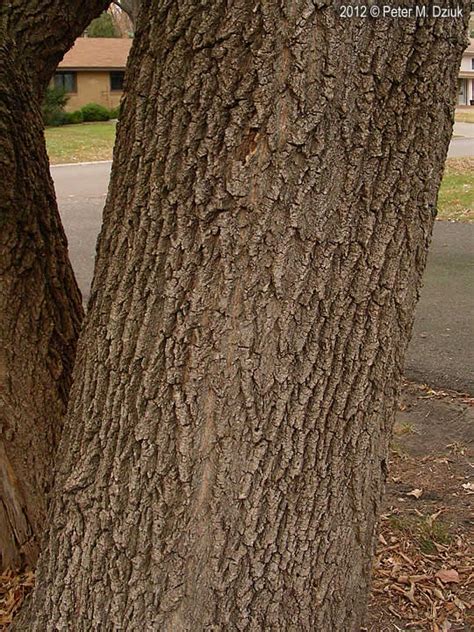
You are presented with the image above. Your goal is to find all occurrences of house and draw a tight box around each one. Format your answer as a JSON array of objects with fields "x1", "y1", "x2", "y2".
[
  {"x1": 53, "y1": 38, "x2": 132, "y2": 111},
  {"x1": 458, "y1": 38, "x2": 474, "y2": 106}
]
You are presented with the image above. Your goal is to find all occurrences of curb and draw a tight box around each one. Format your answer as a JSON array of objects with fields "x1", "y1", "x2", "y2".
[{"x1": 51, "y1": 160, "x2": 113, "y2": 168}]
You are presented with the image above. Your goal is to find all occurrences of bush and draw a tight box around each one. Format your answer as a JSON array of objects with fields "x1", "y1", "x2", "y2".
[
  {"x1": 109, "y1": 105, "x2": 121, "y2": 119},
  {"x1": 67, "y1": 110, "x2": 84, "y2": 124},
  {"x1": 42, "y1": 86, "x2": 69, "y2": 126},
  {"x1": 47, "y1": 112, "x2": 70, "y2": 126},
  {"x1": 81, "y1": 103, "x2": 110, "y2": 122}
]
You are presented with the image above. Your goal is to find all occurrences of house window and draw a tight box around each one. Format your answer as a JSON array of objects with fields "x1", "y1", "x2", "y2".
[
  {"x1": 110, "y1": 71, "x2": 125, "y2": 92},
  {"x1": 53, "y1": 72, "x2": 77, "y2": 93},
  {"x1": 472, "y1": 58, "x2": 474, "y2": 70}
]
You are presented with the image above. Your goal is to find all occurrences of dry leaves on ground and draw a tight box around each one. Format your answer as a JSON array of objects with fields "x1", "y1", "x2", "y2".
[
  {"x1": 368, "y1": 510, "x2": 473, "y2": 631},
  {"x1": 0, "y1": 570, "x2": 34, "y2": 630}
]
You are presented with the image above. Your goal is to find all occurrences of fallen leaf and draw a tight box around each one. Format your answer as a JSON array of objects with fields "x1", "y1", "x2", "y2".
[
  {"x1": 427, "y1": 510, "x2": 443, "y2": 527},
  {"x1": 453, "y1": 595, "x2": 466, "y2": 610},
  {"x1": 435, "y1": 568, "x2": 460, "y2": 584},
  {"x1": 407, "y1": 488, "x2": 423, "y2": 499},
  {"x1": 433, "y1": 587, "x2": 445, "y2": 600},
  {"x1": 461, "y1": 482, "x2": 474, "y2": 494},
  {"x1": 410, "y1": 574, "x2": 430, "y2": 583},
  {"x1": 406, "y1": 582, "x2": 417, "y2": 605}
]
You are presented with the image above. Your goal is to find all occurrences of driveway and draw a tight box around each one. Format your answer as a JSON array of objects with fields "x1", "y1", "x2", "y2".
[
  {"x1": 404, "y1": 222, "x2": 474, "y2": 394},
  {"x1": 51, "y1": 162, "x2": 474, "y2": 394},
  {"x1": 449, "y1": 122, "x2": 474, "y2": 157},
  {"x1": 52, "y1": 161, "x2": 110, "y2": 297}
]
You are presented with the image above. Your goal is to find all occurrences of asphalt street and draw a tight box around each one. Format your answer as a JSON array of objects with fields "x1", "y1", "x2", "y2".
[
  {"x1": 52, "y1": 161, "x2": 110, "y2": 298},
  {"x1": 405, "y1": 222, "x2": 473, "y2": 394},
  {"x1": 449, "y1": 122, "x2": 474, "y2": 158},
  {"x1": 51, "y1": 160, "x2": 474, "y2": 394}
]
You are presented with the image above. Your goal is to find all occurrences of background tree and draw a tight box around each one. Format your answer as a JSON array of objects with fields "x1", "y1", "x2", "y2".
[
  {"x1": 40, "y1": 86, "x2": 69, "y2": 126},
  {"x1": 0, "y1": 0, "x2": 110, "y2": 570},
  {"x1": 19, "y1": 1, "x2": 468, "y2": 629},
  {"x1": 112, "y1": 0, "x2": 140, "y2": 27},
  {"x1": 84, "y1": 11, "x2": 120, "y2": 38},
  {"x1": 109, "y1": 4, "x2": 135, "y2": 37}
]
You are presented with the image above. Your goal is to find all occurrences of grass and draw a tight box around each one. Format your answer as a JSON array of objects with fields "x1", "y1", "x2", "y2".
[
  {"x1": 455, "y1": 109, "x2": 474, "y2": 124},
  {"x1": 393, "y1": 421, "x2": 417, "y2": 436},
  {"x1": 388, "y1": 513, "x2": 452, "y2": 555},
  {"x1": 44, "y1": 121, "x2": 116, "y2": 164},
  {"x1": 418, "y1": 519, "x2": 452, "y2": 554},
  {"x1": 437, "y1": 157, "x2": 474, "y2": 222}
]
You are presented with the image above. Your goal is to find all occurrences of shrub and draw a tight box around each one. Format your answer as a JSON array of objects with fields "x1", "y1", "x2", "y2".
[
  {"x1": 81, "y1": 103, "x2": 110, "y2": 122},
  {"x1": 42, "y1": 86, "x2": 69, "y2": 126},
  {"x1": 109, "y1": 105, "x2": 121, "y2": 119},
  {"x1": 59, "y1": 111, "x2": 84, "y2": 125},
  {"x1": 67, "y1": 110, "x2": 84, "y2": 124},
  {"x1": 49, "y1": 112, "x2": 70, "y2": 126}
]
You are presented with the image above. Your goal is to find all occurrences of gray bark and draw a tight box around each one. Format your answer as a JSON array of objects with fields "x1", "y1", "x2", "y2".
[
  {"x1": 20, "y1": 1, "x2": 468, "y2": 629},
  {"x1": 0, "y1": 0, "x2": 109, "y2": 570}
]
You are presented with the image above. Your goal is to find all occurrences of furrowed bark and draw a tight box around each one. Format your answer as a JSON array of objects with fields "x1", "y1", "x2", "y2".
[
  {"x1": 22, "y1": 1, "x2": 468, "y2": 628},
  {"x1": 0, "y1": 0, "x2": 109, "y2": 570}
]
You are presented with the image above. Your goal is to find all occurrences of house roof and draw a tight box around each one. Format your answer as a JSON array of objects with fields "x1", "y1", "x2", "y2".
[{"x1": 58, "y1": 37, "x2": 132, "y2": 70}]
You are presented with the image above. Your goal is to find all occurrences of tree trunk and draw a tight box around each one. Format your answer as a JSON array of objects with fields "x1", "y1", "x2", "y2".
[
  {"x1": 0, "y1": 0, "x2": 109, "y2": 570},
  {"x1": 21, "y1": 2, "x2": 467, "y2": 629}
]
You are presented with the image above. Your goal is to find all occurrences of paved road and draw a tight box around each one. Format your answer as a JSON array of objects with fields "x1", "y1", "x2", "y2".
[
  {"x1": 52, "y1": 161, "x2": 110, "y2": 298},
  {"x1": 51, "y1": 162, "x2": 474, "y2": 394},
  {"x1": 453, "y1": 122, "x2": 474, "y2": 138},
  {"x1": 449, "y1": 122, "x2": 474, "y2": 157},
  {"x1": 404, "y1": 222, "x2": 474, "y2": 394}
]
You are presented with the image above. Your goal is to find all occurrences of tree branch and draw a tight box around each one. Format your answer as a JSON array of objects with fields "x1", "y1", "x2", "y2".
[
  {"x1": 112, "y1": 0, "x2": 139, "y2": 25},
  {"x1": 4, "y1": 0, "x2": 111, "y2": 93}
]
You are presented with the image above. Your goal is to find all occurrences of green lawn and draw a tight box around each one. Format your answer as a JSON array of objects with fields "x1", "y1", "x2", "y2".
[
  {"x1": 438, "y1": 158, "x2": 474, "y2": 222},
  {"x1": 45, "y1": 121, "x2": 116, "y2": 164}
]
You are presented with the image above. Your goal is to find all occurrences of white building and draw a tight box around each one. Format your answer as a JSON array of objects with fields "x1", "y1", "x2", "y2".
[{"x1": 458, "y1": 38, "x2": 474, "y2": 106}]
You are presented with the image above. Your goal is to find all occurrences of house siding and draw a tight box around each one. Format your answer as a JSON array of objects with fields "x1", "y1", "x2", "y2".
[{"x1": 64, "y1": 71, "x2": 123, "y2": 111}]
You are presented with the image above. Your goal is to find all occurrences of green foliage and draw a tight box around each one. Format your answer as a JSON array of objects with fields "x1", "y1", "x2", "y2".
[
  {"x1": 109, "y1": 105, "x2": 121, "y2": 119},
  {"x1": 67, "y1": 110, "x2": 84, "y2": 124},
  {"x1": 81, "y1": 103, "x2": 111, "y2": 122},
  {"x1": 42, "y1": 86, "x2": 70, "y2": 126},
  {"x1": 85, "y1": 12, "x2": 119, "y2": 38},
  {"x1": 388, "y1": 513, "x2": 452, "y2": 555}
]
